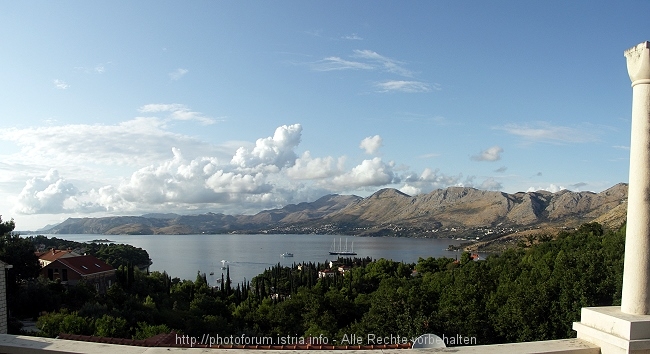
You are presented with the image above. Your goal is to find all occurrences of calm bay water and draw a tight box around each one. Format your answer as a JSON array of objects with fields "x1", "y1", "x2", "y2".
[{"x1": 43, "y1": 234, "x2": 464, "y2": 287}]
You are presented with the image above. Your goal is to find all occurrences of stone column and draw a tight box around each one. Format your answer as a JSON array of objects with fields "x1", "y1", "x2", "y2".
[
  {"x1": 622, "y1": 41, "x2": 650, "y2": 315},
  {"x1": 573, "y1": 42, "x2": 650, "y2": 354}
]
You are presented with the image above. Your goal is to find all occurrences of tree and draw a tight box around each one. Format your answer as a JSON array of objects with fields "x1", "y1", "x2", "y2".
[
  {"x1": 0, "y1": 216, "x2": 40, "y2": 281},
  {"x1": 94, "y1": 314, "x2": 129, "y2": 338},
  {"x1": 37, "y1": 309, "x2": 93, "y2": 337},
  {"x1": 0, "y1": 216, "x2": 41, "y2": 321},
  {"x1": 133, "y1": 322, "x2": 170, "y2": 340}
]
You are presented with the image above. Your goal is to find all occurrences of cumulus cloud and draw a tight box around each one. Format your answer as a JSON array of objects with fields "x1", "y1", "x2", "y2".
[
  {"x1": 471, "y1": 146, "x2": 503, "y2": 162},
  {"x1": 359, "y1": 135, "x2": 383, "y2": 154},
  {"x1": 526, "y1": 184, "x2": 565, "y2": 193},
  {"x1": 329, "y1": 158, "x2": 398, "y2": 190},
  {"x1": 375, "y1": 80, "x2": 431, "y2": 93},
  {"x1": 480, "y1": 178, "x2": 503, "y2": 191},
  {"x1": 399, "y1": 168, "x2": 462, "y2": 195},
  {"x1": 231, "y1": 124, "x2": 302, "y2": 171},
  {"x1": 169, "y1": 68, "x2": 189, "y2": 80},
  {"x1": 13, "y1": 169, "x2": 103, "y2": 214},
  {"x1": 206, "y1": 171, "x2": 270, "y2": 194},
  {"x1": 286, "y1": 151, "x2": 345, "y2": 180},
  {"x1": 5, "y1": 122, "x2": 485, "y2": 217},
  {"x1": 107, "y1": 147, "x2": 274, "y2": 208},
  {"x1": 494, "y1": 166, "x2": 507, "y2": 173}
]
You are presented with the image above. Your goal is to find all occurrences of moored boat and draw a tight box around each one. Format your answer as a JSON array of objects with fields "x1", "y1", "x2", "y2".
[{"x1": 329, "y1": 238, "x2": 357, "y2": 256}]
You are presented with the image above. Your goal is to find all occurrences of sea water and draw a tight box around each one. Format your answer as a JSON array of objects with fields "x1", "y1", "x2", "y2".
[{"x1": 40, "y1": 234, "x2": 466, "y2": 287}]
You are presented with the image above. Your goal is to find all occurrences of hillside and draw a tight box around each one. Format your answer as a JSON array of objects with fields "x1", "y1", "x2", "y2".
[
  {"x1": 46, "y1": 194, "x2": 362, "y2": 235},
  {"x1": 45, "y1": 184, "x2": 628, "y2": 237}
]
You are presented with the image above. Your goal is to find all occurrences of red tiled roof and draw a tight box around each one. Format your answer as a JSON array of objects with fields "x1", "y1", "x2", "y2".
[
  {"x1": 56, "y1": 255, "x2": 114, "y2": 276},
  {"x1": 36, "y1": 249, "x2": 78, "y2": 262},
  {"x1": 57, "y1": 332, "x2": 413, "y2": 350}
]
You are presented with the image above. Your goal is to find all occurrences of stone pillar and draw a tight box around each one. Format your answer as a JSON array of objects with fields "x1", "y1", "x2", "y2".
[
  {"x1": 0, "y1": 261, "x2": 9, "y2": 334},
  {"x1": 573, "y1": 41, "x2": 650, "y2": 354},
  {"x1": 622, "y1": 41, "x2": 650, "y2": 315}
]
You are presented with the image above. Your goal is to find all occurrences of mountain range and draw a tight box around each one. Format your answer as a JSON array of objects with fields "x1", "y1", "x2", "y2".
[{"x1": 43, "y1": 183, "x2": 629, "y2": 239}]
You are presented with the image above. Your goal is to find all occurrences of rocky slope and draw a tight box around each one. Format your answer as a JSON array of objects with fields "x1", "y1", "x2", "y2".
[
  {"x1": 45, "y1": 184, "x2": 628, "y2": 236},
  {"x1": 317, "y1": 183, "x2": 627, "y2": 234}
]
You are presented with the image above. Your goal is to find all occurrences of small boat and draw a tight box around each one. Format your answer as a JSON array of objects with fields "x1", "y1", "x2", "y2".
[
  {"x1": 281, "y1": 252, "x2": 294, "y2": 257},
  {"x1": 221, "y1": 259, "x2": 228, "y2": 270}
]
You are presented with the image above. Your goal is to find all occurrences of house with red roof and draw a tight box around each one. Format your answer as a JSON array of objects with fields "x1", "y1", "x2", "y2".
[
  {"x1": 35, "y1": 249, "x2": 81, "y2": 268},
  {"x1": 41, "y1": 255, "x2": 116, "y2": 293},
  {"x1": 318, "y1": 269, "x2": 335, "y2": 278}
]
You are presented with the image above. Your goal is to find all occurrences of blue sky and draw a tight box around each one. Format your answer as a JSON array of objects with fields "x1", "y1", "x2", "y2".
[{"x1": 0, "y1": 1, "x2": 646, "y2": 230}]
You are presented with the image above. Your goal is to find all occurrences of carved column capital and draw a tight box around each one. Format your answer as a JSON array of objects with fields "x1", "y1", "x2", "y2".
[{"x1": 625, "y1": 41, "x2": 650, "y2": 86}]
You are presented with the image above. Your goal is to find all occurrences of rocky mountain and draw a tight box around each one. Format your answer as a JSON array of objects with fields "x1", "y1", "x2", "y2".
[
  {"x1": 313, "y1": 183, "x2": 628, "y2": 236},
  {"x1": 46, "y1": 194, "x2": 362, "y2": 235},
  {"x1": 44, "y1": 184, "x2": 629, "y2": 237}
]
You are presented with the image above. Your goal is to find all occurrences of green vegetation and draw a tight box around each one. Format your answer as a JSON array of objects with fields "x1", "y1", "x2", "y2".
[
  {"x1": 28, "y1": 235, "x2": 151, "y2": 269},
  {"x1": 0, "y1": 217, "x2": 626, "y2": 346}
]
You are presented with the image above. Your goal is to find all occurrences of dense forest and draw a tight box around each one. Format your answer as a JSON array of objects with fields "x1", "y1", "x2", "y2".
[{"x1": 0, "y1": 216, "x2": 625, "y2": 346}]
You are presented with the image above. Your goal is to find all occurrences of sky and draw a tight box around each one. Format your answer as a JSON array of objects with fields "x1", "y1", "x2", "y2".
[{"x1": 0, "y1": 1, "x2": 647, "y2": 230}]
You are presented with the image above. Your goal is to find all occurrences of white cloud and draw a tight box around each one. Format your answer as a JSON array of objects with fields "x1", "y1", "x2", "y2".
[
  {"x1": 311, "y1": 57, "x2": 374, "y2": 71},
  {"x1": 343, "y1": 33, "x2": 363, "y2": 40},
  {"x1": 418, "y1": 153, "x2": 441, "y2": 159},
  {"x1": 359, "y1": 135, "x2": 383, "y2": 154},
  {"x1": 526, "y1": 184, "x2": 565, "y2": 193},
  {"x1": 480, "y1": 178, "x2": 503, "y2": 191},
  {"x1": 352, "y1": 49, "x2": 412, "y2": 77},
  {"x1": 399, "y1": 168, "x2": 462, "y2": 195},
  {"x1": 53, "y1": 79, "x2": 69, "y2": 90},
  {"x1": 399, "y1": 185, "x2": 418, "y2": 196},
  {"x1": 471, "y1": 146, "x2": 503, "y2": 162},
  {"x1": 169, "y1": 68, "x2": 189, "y2": 80},
  {"x1": 499, "y1": 122, "x2": 599, "y2": 144},
  {"x1": 206, "y1": 171, "x2": 270, "y2": 194},
  {"x1": 2, "y1": 117, "x2": 223, "y2": 167},
  {"x1": 138, "y1": 103, "x2": 216, "y2": 125},
  {"x1": 231, "y1": 124, "x2": 302, "y2": 171},
  {"x1": 286, "y1": 151, "x2": 345, "y2": 180},
  {"x1": 13, "y1": 169, "x2": 104, "y2": 214},
  {"x1": 5, "y1": 122, "x2": 498, "y2": 218},
  {"x1": 329, "y1": 158, "x2": 397, "y2": 190},
  {"x1": 107, "y1": 147, "x2": 273, "y2": 208},
  {"x1": 375, "y1": 80, "x2": 431, "y2": 93},
  {"x1": 311, "y1": 49, "x2": 414, "y2": 77}
]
